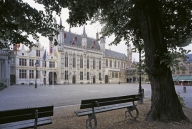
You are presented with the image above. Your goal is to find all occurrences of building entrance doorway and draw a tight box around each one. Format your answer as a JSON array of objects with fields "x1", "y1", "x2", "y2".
[
  {"x1": 10, "y1": 75, "x2": 16, "y2": 84},
  {"x1": 105, "y1": 75, "x2": 108, "y2": 83},
  {"x1": 93, "y1": 77, "x2": 95, "y2": 83},
  {"x1": 72, "y1": 76, "x2": 76, "y2": 84},
  {"x1": 49, "y1": 72, "x2": 57, "y2": 85}
]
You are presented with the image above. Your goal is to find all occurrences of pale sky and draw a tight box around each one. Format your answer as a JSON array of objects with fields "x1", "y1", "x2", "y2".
[{"x1": 23, "y1": 0, "x2": 192, "y2": 62}]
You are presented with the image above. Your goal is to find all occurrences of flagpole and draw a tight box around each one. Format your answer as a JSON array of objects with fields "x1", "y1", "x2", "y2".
[
  {"x1": 45, "y1": 51, "x2": 47, "y2": 87},
  {"x1": 51, "y1": 43, "x2": 54, "y2": 89},
  {"x1": 45, "y1": 59, "x2": 47, "y2": 86}
]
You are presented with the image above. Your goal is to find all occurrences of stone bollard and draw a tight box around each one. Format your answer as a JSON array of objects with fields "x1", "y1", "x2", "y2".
[{"x1": 183, "y1": 86, "x2": 186, "y2": 93}]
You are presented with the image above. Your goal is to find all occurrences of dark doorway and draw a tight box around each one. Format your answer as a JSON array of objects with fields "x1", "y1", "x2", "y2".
[
  {"x1": 49, "y1": 72, "x2": 57, "y2": 85},
  {"x1": 72, "y1": 76, "x2": 76, "y2": 84},
  {"x1": 10, "y1": 74, "x2": 16, "y2": 84},
  {"x1": 127, "y1": 78, "x2": 129, "y2": 83},
  {"x1": 105, "y1": 75, "x2": 108, "y2": 83},
  {"x1": 93, "y1": 77, "x2": 95, "y2": 84},
  {"x1": 133, "y1": 77, "x2": 136, "y2": 82}
]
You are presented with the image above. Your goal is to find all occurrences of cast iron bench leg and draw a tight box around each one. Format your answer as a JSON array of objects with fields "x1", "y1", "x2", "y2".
[
  {"x1": 86, "y1": 113, "x2": 97, "y2": 129},
  {"x1": 125, "y1": 106, "x2": 139, "y2": 120},
  {"x1": 34, "y1": 109, "x2": 38, "y2": 129}
]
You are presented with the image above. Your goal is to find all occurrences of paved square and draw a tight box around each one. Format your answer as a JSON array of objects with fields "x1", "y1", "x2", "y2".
[{"x1": 0, "y1": 83, "x2": 191, "y2": 110}]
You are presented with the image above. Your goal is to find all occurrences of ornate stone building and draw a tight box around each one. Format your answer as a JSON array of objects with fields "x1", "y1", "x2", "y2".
[{"x1": 15, "y1": 18, "x2": 132, "y2": 85}]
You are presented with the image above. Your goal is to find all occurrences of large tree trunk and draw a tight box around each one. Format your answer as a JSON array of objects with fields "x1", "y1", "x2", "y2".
[{"x1": 138, "y1": 0, "x2": 188, "y2": 122}]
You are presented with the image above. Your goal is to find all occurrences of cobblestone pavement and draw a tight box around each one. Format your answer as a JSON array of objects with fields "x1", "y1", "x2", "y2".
[{"x1": 0, "y1": 83, "x2": 191, "y2": 110}]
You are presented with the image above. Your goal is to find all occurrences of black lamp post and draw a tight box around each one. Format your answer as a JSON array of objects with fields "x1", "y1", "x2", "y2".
[{"x1": 35, "y1": 61, "x2": 38, "y2": 88}]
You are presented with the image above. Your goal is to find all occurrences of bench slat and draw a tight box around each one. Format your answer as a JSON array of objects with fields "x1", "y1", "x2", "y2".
[
  {"x1": 0, "y1": 117, "x2": 52, "y2": 129},
  {"x1": 75, "y1": 103, "x2": 134, "y2": 116},
  {"x1": 80, "y1": 97, "x2": 140, "y2": 109},
  {"x1": 81, "y1": 94, "x2": 140, "y2": 104},
  {"x1": 0, "y1": 106, "x2": 54, "y2": 124}
]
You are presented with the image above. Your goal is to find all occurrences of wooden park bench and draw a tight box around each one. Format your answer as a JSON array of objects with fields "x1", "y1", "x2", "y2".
[
  {"x1": 75, "y1": 94, "x2": 141, "y2": 129},
  {"x1": 0, "y1": 105, "x2": 54, "y2": 129}
]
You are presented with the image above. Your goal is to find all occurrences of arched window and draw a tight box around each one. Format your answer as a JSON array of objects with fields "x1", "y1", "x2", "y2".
[
  {"x1": 99, "y1": 59, "x2": 101, "y2": 69},
  {"x1": 87, "y1": 56, "x2": 89, "y2": 69},
  {"x1": 93, "y1": 58, "x2": 95, "y2": 69},
  {"x1": 65, "y1": 54, "x2": 68, "y2": 67},
  {"x1": 110, "y1": 60, "x2": 112, "y2": 67},
  {"x1": 73, "y1": 54, "x2": 76, "y2": 68},
  {"x1": 80, "y1": 56, "x2": 83, "y2": 68}
]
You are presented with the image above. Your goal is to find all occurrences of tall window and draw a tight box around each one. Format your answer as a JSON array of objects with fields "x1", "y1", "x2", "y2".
[
  {"x1": 73, "y1": 57, "x2": 76, "y2": 68},
  {"x1": 99, "y1": 59, "x2": 101, "y2": 69},
  {"x1": 118, "y1": 61, "x2": 120, "y2": 68},
  {"x1": 36, "y1": 50, "x2": 40, "y2": 57},
  {"x1": 99, "y1": 73, "x2": 101, "y2": 80},
  {"x1": 65, "y1": 71, "x2": 68, "y2": 80},
  {"x1": 93, "y1": 59, "x2": 95, "y2": 69},
  {"x1": 49, "y1": 61, "x2": 55, "y2": 68},
  {"x1": 87, "y1": 72, "x2": 89, "y2": 80},
  {"x1": 19, "y1": 70, "x2": 26, "y2": 78},
  {"x1": 87, "y1": 59, "x2": 89, "y2": 69},
  {"x1": 29, "y1": 59, "x2": 34, "y2": 66},
  {"x1": 106, "y1": 59, "x2": 108, "y2": 67},
  {"x1": 80, "y1": 56, "x2": 83, "y2": 68},
  {"x1": 65, "y1": 54, "x2": 68, "y2": 67},
  {"x1": 29, "y1": 70, "x2": 34, "y2": 78},
  {"x1": 110, "y1": 60, "x2": 112, "y2": 67},
  {"x1": 36, "y1": 70, "x2": 40, "y2": 78},
  {"x1": 80, "y1": 72, "x2": 83, "y2": 80},
  {"x1": 114, "y1": 60, "x2": 116, "y2": 68},
  {"x1": 115, "y1": 72, "x2": 118, "y2": 78},
  {"x1": 19, "y1": 58, "x2": 27, "y2": 66},
  {"x1": 42, "y1": 61, "x2": 46, "y2": 67},
  {"x1": 112, "y1": 72, "x2": 114, "y2": 78}
]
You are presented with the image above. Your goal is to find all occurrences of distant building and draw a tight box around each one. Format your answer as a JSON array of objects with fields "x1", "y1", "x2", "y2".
[
  {"x1": 0, "y1": 49, "x2": 10, "y2": 86},
  {"x1": 172, "y1": 54, "x2": 192, "y2": 85},
  {"x1": 14, "y1": 43, "x2": 48, "y2": 85},
  {"x1": 126, "y1": 60, "x2": 146, "y2": 83},
  {"x1": 14, "y1": 18, "x2": 133, "y2": 85}
]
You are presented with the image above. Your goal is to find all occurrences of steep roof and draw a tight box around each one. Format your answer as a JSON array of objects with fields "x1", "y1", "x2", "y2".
[
  {"x1": 105, "y1": 49, "x2": 126, "y2": 59},
  {"x1": 64, "y1": 31, "x2": 100, "y2": 50}
]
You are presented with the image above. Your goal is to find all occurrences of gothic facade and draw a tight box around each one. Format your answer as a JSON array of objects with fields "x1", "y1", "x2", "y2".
[{"x1": 14, "y1": 18, "x2": 133, "y2": 85}]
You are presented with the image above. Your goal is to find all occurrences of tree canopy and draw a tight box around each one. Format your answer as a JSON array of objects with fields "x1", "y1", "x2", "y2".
[{"x1": 0, "y1": 0, "x2": 60, "y2": 49}]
